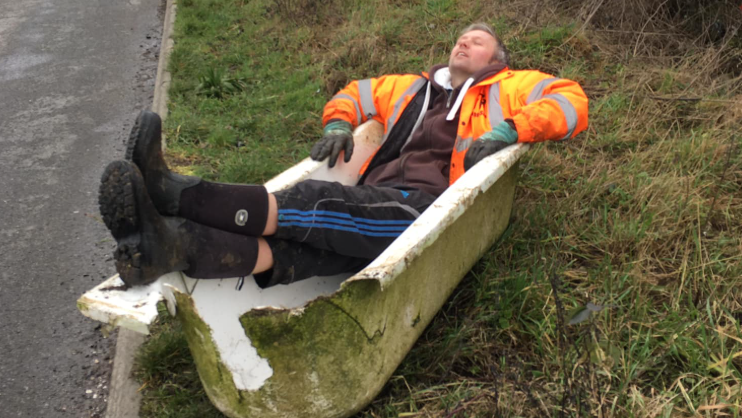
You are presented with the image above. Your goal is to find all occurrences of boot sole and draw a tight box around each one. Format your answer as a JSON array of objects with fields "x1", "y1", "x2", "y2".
[
  {"x1": 125, "y1": 110, "x2": 160, "y2": 164},
  {"x1": 99, "y1": 161, "x2": 145, "y2": 286}
]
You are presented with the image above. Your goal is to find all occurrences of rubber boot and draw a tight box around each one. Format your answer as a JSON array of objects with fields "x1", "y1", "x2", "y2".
[
  {"x1": 125, "y1": 110, "x2": 201, "y2": 216},
  {"x1": 126, "y1": 110, "x2": 269, "y2": 236},
  {"x1": 99, "y1": 160, "x2": 259, "y2": 287}
]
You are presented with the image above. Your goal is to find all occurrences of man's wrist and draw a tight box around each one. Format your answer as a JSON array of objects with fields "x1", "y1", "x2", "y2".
[
  {"x1": 323, "y1": 120, "x2": 353, "y2": 136},
  {"x1": 488, "y1": 120, "x2": 518, "y2": 144}
]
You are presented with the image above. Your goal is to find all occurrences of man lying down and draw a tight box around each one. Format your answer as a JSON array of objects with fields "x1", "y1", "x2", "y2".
[{"x1": 99, "y1": 23, "x2": 588, "y2": 288}]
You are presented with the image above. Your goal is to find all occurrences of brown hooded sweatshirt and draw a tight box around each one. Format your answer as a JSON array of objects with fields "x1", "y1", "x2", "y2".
[{"x1": 364, "y1": 63, "x2": 507, "y2": 197}]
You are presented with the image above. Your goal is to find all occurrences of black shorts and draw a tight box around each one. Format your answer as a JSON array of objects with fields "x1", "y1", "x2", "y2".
[{"x1": 253, "y1": 180, "x2": 436, "y2": 288}]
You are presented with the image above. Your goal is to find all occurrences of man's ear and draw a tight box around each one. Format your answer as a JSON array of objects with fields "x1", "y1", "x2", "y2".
[{"x1": 488, "y1": 47, "x2": 500, "y2": 64}]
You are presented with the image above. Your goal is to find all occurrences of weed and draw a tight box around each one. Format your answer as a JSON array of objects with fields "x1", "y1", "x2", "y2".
[{"x1": 196, "y1": 67, "x2": 246, "y2": 98}]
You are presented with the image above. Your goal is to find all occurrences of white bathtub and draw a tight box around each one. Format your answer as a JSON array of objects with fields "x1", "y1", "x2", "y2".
[{"x1": 77, "y1": 120, "x2": 528, "y2": 418}]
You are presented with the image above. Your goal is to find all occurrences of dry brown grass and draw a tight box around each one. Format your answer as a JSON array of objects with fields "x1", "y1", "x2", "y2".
[
  {"x1": 138, "y1": 0, "x2": 742, "y2": 416},
  {"x1": 363, "y1": 1, "x2": 742, "y2": 416}
]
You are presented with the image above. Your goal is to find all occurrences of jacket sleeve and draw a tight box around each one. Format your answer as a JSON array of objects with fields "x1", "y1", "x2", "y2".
[
  {"x1": 322, "y1": 74, "x2": 424, "y2": 130},
  {"x1": 509, "y1": 71, "x2": 589, "y2": 143}
]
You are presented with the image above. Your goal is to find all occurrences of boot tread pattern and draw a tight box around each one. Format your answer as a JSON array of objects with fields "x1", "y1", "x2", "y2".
[
  {"x1": 99, "y1": 161, "x2": 144, "y2": 286},
  {"x1": 124, "y1": 114, "x2": 141, "y2": 162},
  {"x1": 99, "y1": 162, "x2": 138, "y2": 237}
]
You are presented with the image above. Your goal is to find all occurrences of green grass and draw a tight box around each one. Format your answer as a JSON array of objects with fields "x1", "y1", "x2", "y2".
[
  {"x1": 134, "y1": 305, "x2": 224, "y2": 418},
  {"x1": 135, "y1": 0, "x2": 742, "y2": 416}
]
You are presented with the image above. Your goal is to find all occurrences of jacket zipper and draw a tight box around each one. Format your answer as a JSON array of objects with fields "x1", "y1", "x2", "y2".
[
  {"x1": 398, "y1": 152, "x2": 411, "y2": 184},
  {"x1": 446, "y1": 89, "x2": 454, "y2": 108}
]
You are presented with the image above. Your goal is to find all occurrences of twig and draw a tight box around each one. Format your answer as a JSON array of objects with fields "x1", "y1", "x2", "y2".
[
  {"x1": 648, "y1": 96, "x2": 739, "y2": 104},
  {"x1": 559, "y1": 0, "x2": 605, "y2": 49},
  {"x1": 632, "y1": 0, "x2": 669, "y2": 57},
  {"x1": 649, "y1": 96, "x2": 701, "y2": 102},
  {"x1": 681, "y1": 22, "x2": 741, "y2": 93},
  {"x1": 594, "y1": 29, "x2": 676, "y2": 37},
  {"x1": 442, "y1": 392, "x2": 490, "y2": 418},
  {"x1": 549, "y1": 272, "x2": 571, "y2": 418},
  {"x1": 702, "y1": 133, "x2": 739, "y2": 232}
]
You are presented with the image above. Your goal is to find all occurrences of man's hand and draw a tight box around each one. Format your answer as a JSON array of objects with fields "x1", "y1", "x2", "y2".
[
  {"x1": 463, "y1": 120, "x2": 518, "y2": 171},
  {"x1": 310, "y1": 121, "x2": 354, "y2": 168}
]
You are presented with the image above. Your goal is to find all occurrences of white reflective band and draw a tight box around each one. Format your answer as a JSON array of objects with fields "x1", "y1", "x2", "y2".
[
  {"x1": 400, "y1": 81, "x2": 431, "y2": 153},
  {"x1": 331, "y1": 93, "x2": 361, "y2": 125},
  {"x1": 454, "y1": 136, "x2": 473, "y2": 152},
  {"x1": 446, "y1": 77, "x2": 474, "y2": 121},
  {"x1": 487, "y1": 82, "x2": 504, "y2": 126},
  {"x1": 358, "y1": 79, "x2": 377, "y2": 118},
  {"x1": 382, "y1": 78, "x2": 427, "y2": 143},
  {"x1": 543, "y1": 93, "x2": 578, "y2": 139},
  {"x1": 526, "y1": 78, "x2": 560, "y2": 104}
]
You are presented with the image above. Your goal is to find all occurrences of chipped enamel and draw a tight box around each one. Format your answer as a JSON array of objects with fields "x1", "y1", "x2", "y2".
[{"x1": 77, "y1": 120, "x2": 528, "y2": 414}]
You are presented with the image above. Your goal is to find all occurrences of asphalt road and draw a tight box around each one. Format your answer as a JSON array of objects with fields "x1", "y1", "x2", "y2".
[{"x1": 0, "y1": 0, "x2": 164, "y2": 415}]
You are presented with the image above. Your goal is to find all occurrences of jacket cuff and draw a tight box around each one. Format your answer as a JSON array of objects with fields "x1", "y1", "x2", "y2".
[
  {"x1": 511, "y1": 114, "x2": 537, "y2": 143},
  {"x1": 323, "y1": 120, "x2": 353, "y2": 136}
]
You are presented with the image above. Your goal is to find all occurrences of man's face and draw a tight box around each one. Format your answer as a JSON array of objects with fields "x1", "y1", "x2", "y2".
[{"x1": 448, "y1": 30, "x2": 498, "y2": 76}]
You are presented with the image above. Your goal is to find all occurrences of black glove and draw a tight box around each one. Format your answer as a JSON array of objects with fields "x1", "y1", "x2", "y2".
[
  {"x1": 463, "y1": 140, "x2": 510, "y2": 171},
  {"x1": 310, "y1": 121, "x2": 354, "y2": 168}
]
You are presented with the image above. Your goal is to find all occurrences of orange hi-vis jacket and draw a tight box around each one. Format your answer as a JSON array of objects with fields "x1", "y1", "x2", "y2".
[{"x1": 322, "y1": 67, "x2": 589, "y2": 185}]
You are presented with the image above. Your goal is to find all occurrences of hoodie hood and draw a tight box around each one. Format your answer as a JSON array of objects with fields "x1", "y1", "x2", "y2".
[
  {"x1": 428, "y1": 63, "x2": 508, "y2": 91},
  {"x1": 427, "y1": 63, "x2": 508, "y2": 120}
]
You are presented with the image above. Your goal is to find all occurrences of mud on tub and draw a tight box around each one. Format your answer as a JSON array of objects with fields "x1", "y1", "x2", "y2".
[{"x1": 77, "y1": 120, "x2": 529, "y2": 418}]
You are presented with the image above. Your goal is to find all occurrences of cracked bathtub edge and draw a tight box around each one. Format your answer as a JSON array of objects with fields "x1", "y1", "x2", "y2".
[
  {"x1": 218, "y1": 163, "x2": 519, "y2": 417},
  {"x1": 176, "y1": 280, "x2": 275, "y2": 391},
  {"x1": 93, "y1": 118, "x2": 525, "y2": 417},
  {"x1": 171, "y1": 290, "x2": 249, "y2": 415}
]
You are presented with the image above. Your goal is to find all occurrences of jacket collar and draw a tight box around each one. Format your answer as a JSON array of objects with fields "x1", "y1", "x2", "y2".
[
  {"x1": 427, "y1": 63, "x2": 510, "y2": 90},
  {"x1": 426, "y1": 63, "x2": 509, "y2": 121}
]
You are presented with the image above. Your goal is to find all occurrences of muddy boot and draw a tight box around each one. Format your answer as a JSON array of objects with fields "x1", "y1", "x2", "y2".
[
  {"x1": 125, "y1": 110, "x2": 201, "y2": 216},
  {"x1": 99, "y1": 160, "x2": 260, "y2": 287},
  {"x1": 126, "y1": 110, "x2": 269, "y2": 236}
]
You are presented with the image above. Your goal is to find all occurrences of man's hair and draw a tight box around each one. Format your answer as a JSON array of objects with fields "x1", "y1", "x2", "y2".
[{"x1": 460, "y1": 23, "x2": 510, "y2": 66}]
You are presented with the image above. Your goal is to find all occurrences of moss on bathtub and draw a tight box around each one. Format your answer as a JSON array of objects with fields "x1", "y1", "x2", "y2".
[
  {"x1": 172, "y1": 291, "x2": 246, "y2": 416},
  {"x1": 135, "y1": 163, "x2": 518, "y2": 418},
  {"x1": 76, "y1": 300, "x2": 89, "y2": 313},
  {"x1": 222, "y1": 166, "x2": 518, "y2": 418},
  {"x1": 238, "y1": 286, "x2": 382, "y2": 417},
  {"x1": 172, "y1": 281, "x2": 386, "y2": 418}
]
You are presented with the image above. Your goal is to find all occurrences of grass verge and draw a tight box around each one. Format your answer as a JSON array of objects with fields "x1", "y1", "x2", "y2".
[{"x1": 136, "y1": 0, "x2": 742, "y2": 416}]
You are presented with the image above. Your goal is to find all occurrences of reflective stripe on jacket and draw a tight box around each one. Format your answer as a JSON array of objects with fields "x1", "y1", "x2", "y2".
[{"x1": 322, "y1": 67, "x2": 589, "y2": 184}]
